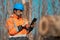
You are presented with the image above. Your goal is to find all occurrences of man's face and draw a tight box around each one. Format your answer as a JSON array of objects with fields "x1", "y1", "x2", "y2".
[{"x1": 15, "y1": 10, "x2": 22, "y2": 16}]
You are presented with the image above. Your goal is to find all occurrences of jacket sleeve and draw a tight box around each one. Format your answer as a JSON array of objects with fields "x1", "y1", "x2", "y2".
[{"x1": 6, "y1": 18, "x2": 18, "y2": 36}]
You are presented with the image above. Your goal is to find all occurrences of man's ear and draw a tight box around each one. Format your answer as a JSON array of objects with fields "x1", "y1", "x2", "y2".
[{"x1": 13, "y1": 10, "x2": 17, "y2": 13}]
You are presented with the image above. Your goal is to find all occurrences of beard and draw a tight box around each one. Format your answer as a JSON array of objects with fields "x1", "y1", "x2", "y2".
[{"x1": 17, "y1": 14, "x2": 22, "y2": 19}]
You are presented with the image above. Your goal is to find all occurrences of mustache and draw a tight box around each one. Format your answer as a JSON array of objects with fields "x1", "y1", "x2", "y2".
[
  {"x1": 19, "y1": 14, "x2": 22, "y2": 16},
  {"x1": 17, "y1": 14, "x2": 22, "y2": 18}
]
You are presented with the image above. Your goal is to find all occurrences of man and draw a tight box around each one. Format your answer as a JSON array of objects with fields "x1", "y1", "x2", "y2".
[{"x1": 6, "y1": 3, "x2": 37, "y2": 40}]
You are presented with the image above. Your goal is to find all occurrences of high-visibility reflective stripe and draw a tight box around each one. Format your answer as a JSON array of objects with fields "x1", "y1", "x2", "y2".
[
  {"x1": 12, "y1": 18, "x2": 19, "y2": 32},
  {"x1": 9, "y1": 34, "x2": 27, "y2": 38}
]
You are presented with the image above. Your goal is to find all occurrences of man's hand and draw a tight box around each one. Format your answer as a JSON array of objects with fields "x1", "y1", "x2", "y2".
[{"x1": 18, "y1": 25, "x2": 23, "y2": 32}]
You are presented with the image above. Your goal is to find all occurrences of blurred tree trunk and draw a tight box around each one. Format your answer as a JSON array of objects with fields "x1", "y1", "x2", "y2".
[
  {"x1": 42, "y1": 0, "x2": 48, "y2": 16},
  {"x1": 0, "y1": 0, "x2": 8, "y2": 40}
]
